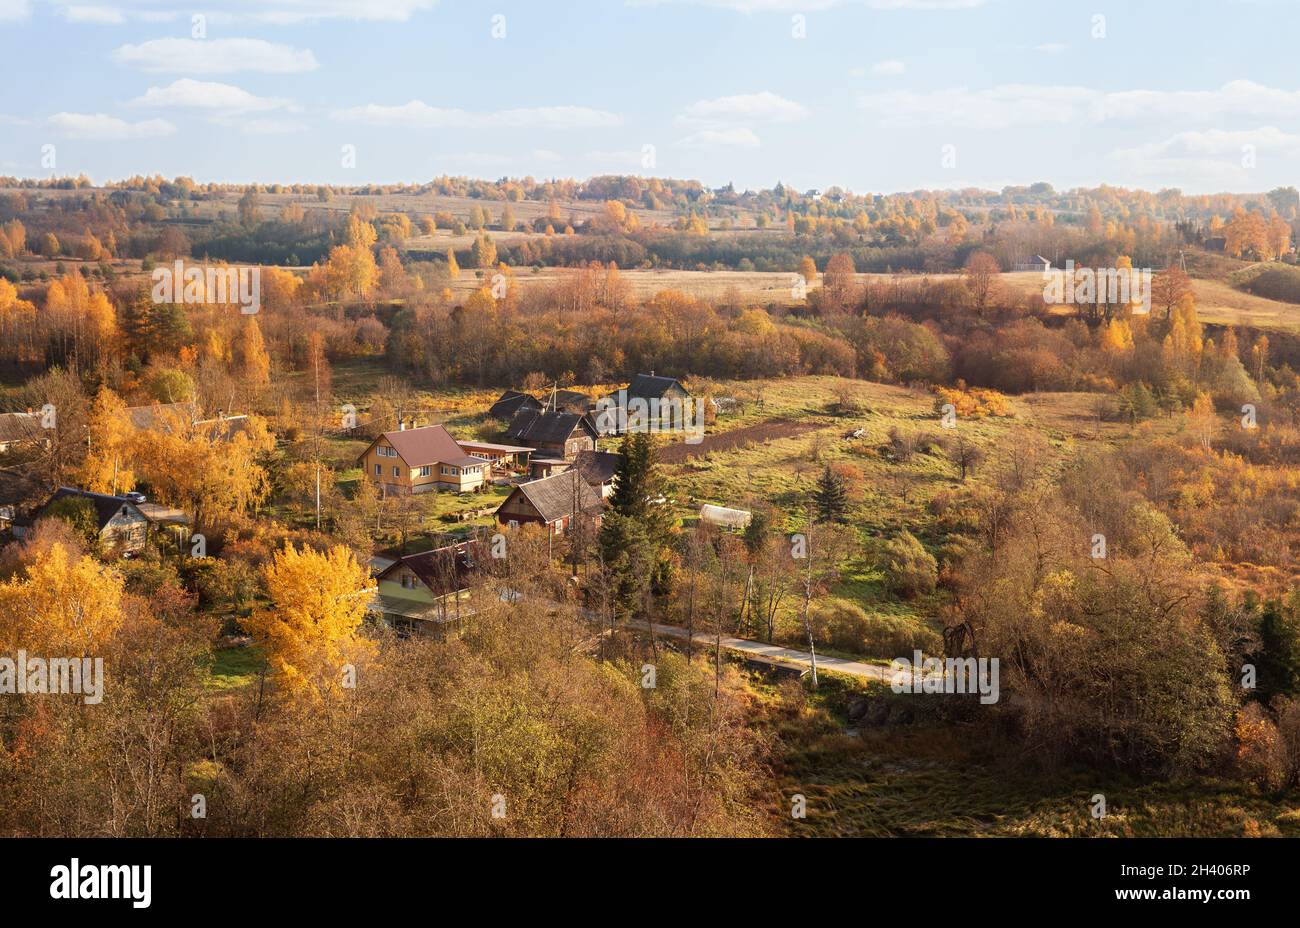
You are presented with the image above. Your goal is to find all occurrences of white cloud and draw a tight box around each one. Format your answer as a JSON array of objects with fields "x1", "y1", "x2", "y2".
[
  {"x1": 228, "y1": 0, "x2": 438, "y2": 23},
  {"x1": 62, "y1": 5, "x2": 124, "y2": 23},
  {"x1": 675, "y1": 127, "x2": 762, "y2": 150},
  {"x1": 872, "y1": 59, "x2": 905, "y2": 76},
  {"x1": 859, "y1": 80, "x2": 1300, "y2": 129},
  {"x1": 47, "y1": 112, "x2": 176, "y2": 139},
  {"x1": 678, "y1": 91, "x2": 806, "y2": 126},
  {"x1": 113, "y1": 38, "x2": 319, "y2": 74},
  {"x1": 332, "y1": 101, "x2": 622, "y2": 129},
  {"x1": 0, "y1": 0, "x2": 31, "y2": 22},
  {"x1": 1034, "y1": 43, "x2": 1066, "y2": 54},
  {"x1": 1108, "y1": 127, "x2": 1300, "y2": 190},
  {"x1": 130, "y1": 78, "x2": 289, "y2": 113},
  {"x1": 48, "y1": 1, "x2": 436, "y2": 24}
]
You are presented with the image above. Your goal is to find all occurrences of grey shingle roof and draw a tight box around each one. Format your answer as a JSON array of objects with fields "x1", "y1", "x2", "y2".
[
  {"x1": 488, "y1": 390, "x2": 542, "y2": 420},
  {"x1": 573, "y1": 450, "x2": 620, "y2": 486},
  {"x1": 41, "y1": 487, "x2": 144, "y2": 531},
  {"x1": 625, "y1": 373, "x2": 688, "y2": 400},
  {"x1": 505, "y1": 409, "x2": 597, "y2": 446},
  {"x1": 511, "y1": 471, "x2": 603, "y2": 523}
]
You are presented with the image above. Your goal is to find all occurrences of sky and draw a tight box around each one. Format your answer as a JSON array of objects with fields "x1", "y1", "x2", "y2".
[{"x1": 2, "y1": 0, "x2": 1299, "y2": 195}]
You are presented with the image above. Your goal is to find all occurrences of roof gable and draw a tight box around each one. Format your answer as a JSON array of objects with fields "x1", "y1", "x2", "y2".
[
  {"x1": 380, "y1": 540, "x2": 482, "y2": 595},
  {"x1": 489, "y1": 390, "x2": 543, "y2": 420},
  {"x1": 505, "y1": 409, "x2": 598, "y2": 445},
  {"x1": 625, "y1": 373, "x2": 688, "y2": 400},
  {"x1": 370, "y1": 424, "x2": 476, "y2": 468},
  {"x1": 44, "y1": 487, "x2": 144, "y2": 531},
  {"x1": 573, "y1": 450, "x2": 620, "y2": 485},
  {"x1": 507, "y1": 472, "x2": 603, "y2": 523}
]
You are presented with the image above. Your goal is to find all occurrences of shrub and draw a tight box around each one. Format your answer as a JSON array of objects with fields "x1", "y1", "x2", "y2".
[
  {"x1": 810, "y1": 598, "x2": 942, "y2": 657},
  {"x1": 881, "y1": 530, "x2": 938, "y2": 598},
  {"x1": 933, "y1": 383, "x2": 1014, "y2": 420}
]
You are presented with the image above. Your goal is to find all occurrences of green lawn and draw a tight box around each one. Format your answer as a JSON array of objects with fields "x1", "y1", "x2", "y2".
[{"x1": 205, "y1": 644, "x2": 266, "y2": 690}]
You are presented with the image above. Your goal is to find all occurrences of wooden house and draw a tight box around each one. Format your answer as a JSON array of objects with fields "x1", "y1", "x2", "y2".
[
  {"x1": 495, "y1": 471, "x2": 603, "y2": 537},
  {"x1": 369, "y1": 540, "x2": 481, "y2": 637},
  {"x1": 30, "y1": 488, "x2": 151, "y2": 557},
  {"x1": 572, "y1": 450, "x2": 620, "y2": 498},
  {"x1": 597, "y1": 373, "x2": 693, "y2": 435},
  {"x1": 488, "y1": 390, "x2": 543, "y2": 422},
  {"x1": 457, "y1": 440, "x2": 534, "y2": 475},
  {"x1": 505, "y1": 408, "x2": 599, "y2": 459},
  {"x1": 0, "y1": 412, "x2": 49, "y2": 455},
  {"x1": 357, "y1": 423, "x2": 489, "y2": 495}
]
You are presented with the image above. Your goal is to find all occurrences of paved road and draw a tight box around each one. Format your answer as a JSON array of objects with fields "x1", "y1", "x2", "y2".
[{"x1": 625, "y1": 620, "x2": 894, "y2": 683}]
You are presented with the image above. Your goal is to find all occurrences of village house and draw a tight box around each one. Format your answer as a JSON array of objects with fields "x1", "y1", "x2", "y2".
[
  {"x1": 1011, "y1": 254, "x2": 1053, "y2": 273},
  {"x1": 127, "y1": 401, "x2": 199, "y2": 431},
  {"x1": 27, "y1": 488, "x2": 152, "y2": 557},
  {"x1": 528, "y1": 456, "x2": 570, "y2": 480},
  {"x1": 489, "y1": 387, "x2": 592, "y2": 422},
  {"x1": 524, "y1": 450, "x2": 620, "y2": 493},
  {"x1": 0, "y1": 470, "x2": 39, "y2": 531},
  {"x1": 0, "y1": 411, "x2": 49, "y2": 455},
  {"x1": 127, "y1": 401, "x2": 252, "y2": 443},
  {"x1": 488, "y1": 389, "x2": 543, "y2": 422},
  {"x1": 505, "y1": 408, "x2": 599, "y2": 459},
  {"x1": 357, "y1": 422, "x2": 489, "y2": 495},
  {"x1": 457, "y1": 439, "x2": 534, "y2": 476},
  {"x1": 572, "y1": 450, "x2": 621, "y2": 498},
  {"x1": 547, "y1": 389, "x2": 593, "y2": 415},
  {"x1": 496, "y1": 471, "x2": 604, "y2": 537},
  {"x1": 369, "y1": 540, "x2": 481, "y2": 637},
  {"x1": 598, "y1": 372, "x2": 693, "y2": 435}
]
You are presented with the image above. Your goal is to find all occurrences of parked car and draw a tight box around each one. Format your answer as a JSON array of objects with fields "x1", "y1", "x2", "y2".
[{"x1": 125, "y1": 491, "x2": 147, "y2": 504}]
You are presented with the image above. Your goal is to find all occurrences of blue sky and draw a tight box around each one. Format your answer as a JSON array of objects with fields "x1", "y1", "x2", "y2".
[{"x1": 2, "y1": 0, "x2": 1299, "y2": 194}]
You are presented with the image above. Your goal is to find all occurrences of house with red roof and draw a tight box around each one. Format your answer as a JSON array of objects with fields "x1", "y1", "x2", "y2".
[{"x1": 356, "y1": 422, "x2": 490, "y2": 495}]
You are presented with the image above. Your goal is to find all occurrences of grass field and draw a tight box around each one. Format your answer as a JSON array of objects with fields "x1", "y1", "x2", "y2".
[{"x1": 644, "y1": 375, "x2": 1188, "y2": 654}]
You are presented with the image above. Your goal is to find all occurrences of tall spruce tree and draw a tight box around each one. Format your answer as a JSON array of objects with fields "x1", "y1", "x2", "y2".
[{"x1": 812, "y1": 464, "x2": 848, "y2": 523}]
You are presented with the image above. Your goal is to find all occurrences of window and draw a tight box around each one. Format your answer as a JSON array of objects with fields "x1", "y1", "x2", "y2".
[
  {"x1": 418, "y1": 465, "x2": 431, "y2": 477},
  {"x1": 392, "y1": 466, "x2": 400, "y2": 477},
  {"x1": 441, "y1": 466, "x2": 451, "y2": 476},
  {"x1": 376, "y1": 446, "x2": 396, "y2": 458},
  {"x1": 374, "y1": 464, "x2": 381, "y2": 475}
]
